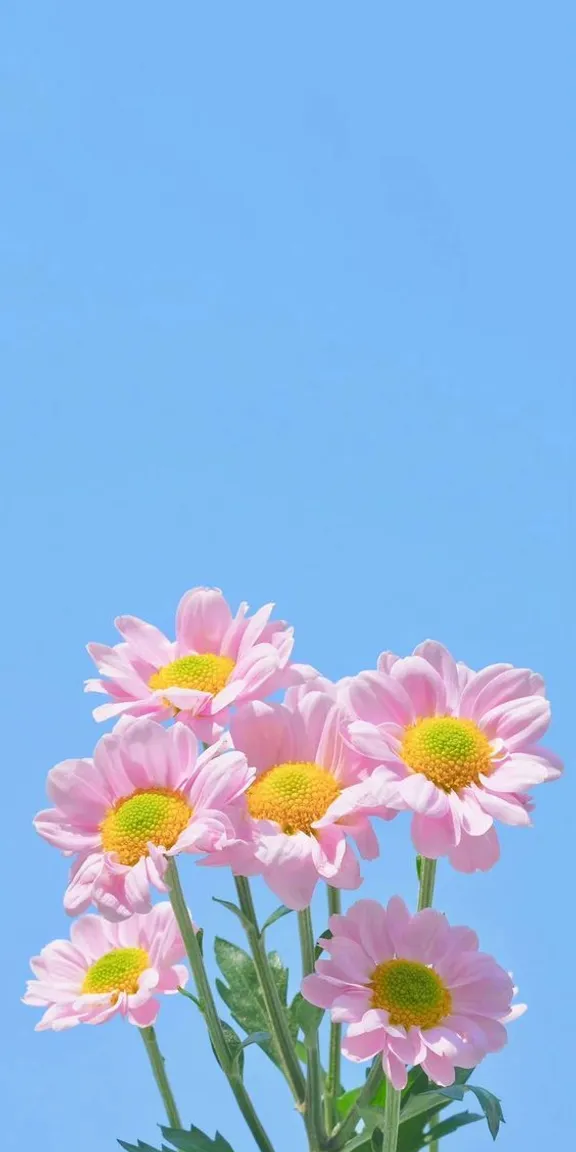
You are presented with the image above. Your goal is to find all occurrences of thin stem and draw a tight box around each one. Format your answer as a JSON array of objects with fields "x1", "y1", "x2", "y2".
[
  {"x1": 429, "y1": 1142, "x2": 439, "y2": 1152},
  {"x1": 417, "y1": 856, "x2": 437, "y2": 911},
  {"x1": 166, "y1": 859, "x2": 275, "y2": 1152},
  {"x1": 298, "y1": 906, "x2": 326, "y2": 1152},
  {"x1": 382, "y1": 1081, "x2": 401, "y2": 1152},
  {"x1": 324, "y1": 887, "x2": 342, "y2": 1132},
  {"x1": 326, "y1": 1059, "x2": 383, "y2": 1150},
  {"x1": 234, "y1": 876, "x2": 306, "y2": 1105},
  {"x1": 139, "y1": 1026, "x2": 181, "y2": 1129}
]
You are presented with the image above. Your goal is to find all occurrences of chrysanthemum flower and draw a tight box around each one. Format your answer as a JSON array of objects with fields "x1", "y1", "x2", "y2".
[
  {"x1": 228, "y1": 692, "x2": 396, "y2": 910},
  {"x1": 85, "y1": 586, "x2": 317, "y2": 741},
  {"x1": 23, "y1": 902, "x2": 189, "y2": 1030},
  {"x1": 34, "y1": 718, "x2": 254, "y2": 920},
  {"x1": 302, "y1": 897, "x2": 523, "y2": 1089},
  {"x1": 344, "y1": 641, "x2": 562, "y2": 871}
]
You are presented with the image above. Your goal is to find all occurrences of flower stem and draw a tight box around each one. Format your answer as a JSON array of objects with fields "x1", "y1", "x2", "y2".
[
  {"x1": 417, "y1": 856, "x2": 437, "y2": 911},
  {"x1": 382, "y1": 1081, "x2": 401, "y2": 1152},
  {"x1": 298, "y1": 906, "x2": 326, "y2": 1152},
  {"x1": 139, "y1": 1026, "x2": 181, "y2": 1129},
  {"x1": 325, "y1": 1059, "x2": 383, "y2": 1149},
  {"x1": 324, "y1": 887, "x2": 342, "y2": 1132},
  {"x1": 234, "y1": 876, "x2": 306, "y2": 1106},
  {"x1": 166, "y1": 859, "x2": 275, "y2": 1152}
]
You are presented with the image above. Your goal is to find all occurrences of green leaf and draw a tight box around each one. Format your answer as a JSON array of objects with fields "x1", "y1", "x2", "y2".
[
  {"x1": 371, "y1": 1131, "x2": 384, "y2": 1152},
  {"x1": 416, "y1": 855, "x2": 422, "y2": 881},
  {"x1": 214, "y1": 937, "x2": 293, "y2": 1068},
  {"x1": 212, "y1": 898, "x2": 251, "y2": 932},
  {"x1": 400, "y1": 1091, "x2": 454, "y2": 1124},
  {"x1": 289, "y1": 992, "x2": 325, "y2": 1041},
  {"x1": 161, "y1": 1126, "x2": 235, "y2": 1152},
  {"x1": 260, "y1": 904, "x2": 293, "y2": 935},
  {"x1": 314, "y1": 928, "x2": 332, "y2": 961},
  {"x1": 213, "y1": 1020, "x2": 245, "y2": 1076},
  {"x1": 336, "y1": 1087, "x2": 362, "y2": 1117},
  {"x1": 425, "y1": 1111, "x2": 483, "y2": 1142},
  {"x1": 118, "y1": 1142, "x2": 168, "y2": 1152},
  {"x1": 465, "y1": 1086, "x2": 505, "y2": 1140}
]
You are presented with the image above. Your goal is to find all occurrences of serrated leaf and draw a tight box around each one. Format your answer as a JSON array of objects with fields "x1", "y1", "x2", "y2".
[
  {"x1": 214, "y1": 937, "x2": 293, "y2": 1068},
  {"x1": 118, "y1": 1142, "x2": 165, "y2": 1152},
  {"x1": 212, "y1": 1019, "x2": 245, "y2": 1076},
  {"x1": 425, "y1": 1111, "x2": 483, "y2": 1142},
  {"x1": 465, "y1": 1086, "x2": 505, "y2": 1140},
  {"x1": 161, "y1": 1126, "x2": 235, "y2": 1152},
  {"x1": 289, "y1": 992, "x2": 325, "y2": 1041},
  {"x1": 400, "y1": 1090, "x2": 457, "y2": 1123},
  {"x1": 212, "y1": 898, "x2": 251, "y2": 932},
  {"x1": 260, "y1": 904, "x2": 293, "y2": 934}
]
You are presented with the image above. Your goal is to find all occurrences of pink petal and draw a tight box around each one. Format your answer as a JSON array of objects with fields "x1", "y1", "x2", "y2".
[
  {"x1": 175, "y1": 587, "x2": 232, "y2": 654},
  {"x1": 448, "y1": 826, "x2": 500, "y2": 873},
  {"x1": 114, "y1": 616, "x2": 174, "y2": 667},
  {"x1": 347, "y1": 672, "x2": 415, "y2": 728},
  {"x1": 411, "y1": 812, "x2": 457, "y2": 858},
  {"x1": 127, "y1": 997, "x2": 159, "y2": 1027},
  {"x1": 413, "y1": 641, "x2": 461, "y2": 712},
  {"x1": 346, "y1": 900, "x2": 395, "y2": 965},
  {"x1": 391, "y1": 656, "x2": 448, "y2": 718},
  {"x1": 230, "y1": 701, "x2": 294, "y2": 772},
  {"x1": 479, "y1": 696, "x2": 551, "y2": 751}
]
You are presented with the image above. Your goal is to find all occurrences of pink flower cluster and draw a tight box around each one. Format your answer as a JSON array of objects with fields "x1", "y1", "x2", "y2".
[{"x1": 26, "y1": 585, "x2": 561, "y2": 1094}]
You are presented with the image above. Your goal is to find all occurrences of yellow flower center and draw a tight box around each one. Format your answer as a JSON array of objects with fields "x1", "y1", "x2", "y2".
[
  {"x1": 100, "y1": 788, "x2": 192, "y2": 866},
  {"x1": 82, "y1": 947, "x2": 149, "y2": 996},
  {"x1": 148, "y1": 654, "x2": 235, "y2": 699},
  {"x1": 247, "y1": 761, "x2": 341, "y2": 835},
  {"x1": 370, "y1": 958, "x2": 452, "y2": 1029},
  {"x1": 401, "y1": 716, "x2": 493, "y2": 792}
]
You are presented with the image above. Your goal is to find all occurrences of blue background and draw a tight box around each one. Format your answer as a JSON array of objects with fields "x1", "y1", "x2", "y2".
[{"x1": 1, "y1": 3, "x2": 573, "y2": 1150}]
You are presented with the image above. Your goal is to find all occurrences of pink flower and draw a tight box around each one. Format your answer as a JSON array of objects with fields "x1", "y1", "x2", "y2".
[
  {"x1": 302, "y1": 897, "x2": 524, "y2": 1089},
  {"x1": 34, "y1": 718, "x2": 255, "y2": 920},
  {"x1": 23, "y1": 902, "x2": 189, "y2": 1030},
  {"x1": 344, "y1": 641, "x2": 562, "y2": 872},
  {"x1": 228, "y1": 692, "x2": 396, "y2": 910},
  {"x1": 85, "y1": 586, "x2": 317, "y2": 741}
]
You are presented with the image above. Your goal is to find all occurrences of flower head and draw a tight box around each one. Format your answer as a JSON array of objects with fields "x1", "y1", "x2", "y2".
[
  {"x1": 302, "y1": 897, "x2": 524, "y2": 1089},
  {"x1": 34, "y1": 718, "x2": 254, "y2": 920},
  {"x1": 85, "y1": 586, "x2": 317, "y2": 741},
  {"x1": 23, "y1": 902, "x2": 189, "y2": 1030},
  {"x1": 228, "y1": 692, "x2": 396, "y2": 910},
  {"x1": 344, "y1": 641, "x2": 562, "y2": 872}
]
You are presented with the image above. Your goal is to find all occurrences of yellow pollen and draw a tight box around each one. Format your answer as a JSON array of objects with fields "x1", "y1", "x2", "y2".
[
  {"x1": 82, "y1": 947, "x2": 149, "y2": 996},
  {"x1": 401, "y1": 716, "x2": 494, "y2": 792},
  {"x1": 247, "y1": 761, "x2": 341, "y2": 835},
  {"x1": 370, "y1": 959, "x2": 452, "y2": 1030},
  {"x1": 100, "y1": 788, "x2": 192, "y2": 866},
  {"x1": 149, "y1": 654, "x2": 235, "y2": 700}
]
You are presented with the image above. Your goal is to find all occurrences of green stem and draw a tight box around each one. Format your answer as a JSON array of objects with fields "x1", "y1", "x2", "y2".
[
  {"x1": 139, "y1": 1026, "x2": 181, "y2": 1128},
  {"x1": 298, "y1": 906, "x2": 326, "y2": 1152},
  {"x1": 324, "y1": 887, "x2": 342, "y2": 1132},
  {"x1": 418, "y1": 857, "x2": 438, "y2": 1152},
  {"x1": 166, "y1": 860, "x2": 275, "y2": 1152},
  {"x1": 234, "y1": 876, "x2": 306, "y2": 1106},
  {"x1": 417, "y1": 856, "x2": 437, "y2": 911},
  {"x1": 325, "y1": 1059, "x2": 383, "y2": 1149},
  {"x1": 382, "y1": 1081, "x2": 401, "y2": 1152}
]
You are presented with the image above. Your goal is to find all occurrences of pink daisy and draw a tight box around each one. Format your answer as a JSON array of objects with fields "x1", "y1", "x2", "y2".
[
  {"x1": 228, "y1": 691, "x2": 396, "y2": 910},
  {"x1": 34, "y1": 718, "x2": 255, "y2": 920},
  {"x1": 302, "y1": 897, "x2": 524, "y2": 1089},
  {"x1": 23, "y1": 902, "x2": 189, "y2": 1030},
  {"x1": 344, "y1": 641, "x2": 562, "y2": 872},
  {"x1": 85, "y1": 586, "x2": 317, "y2": 741}
]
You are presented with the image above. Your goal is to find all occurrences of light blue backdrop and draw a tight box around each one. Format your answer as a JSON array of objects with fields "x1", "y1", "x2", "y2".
[{"x1": 1, "y1": 4, "x2": 573, "y2": 1151}]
